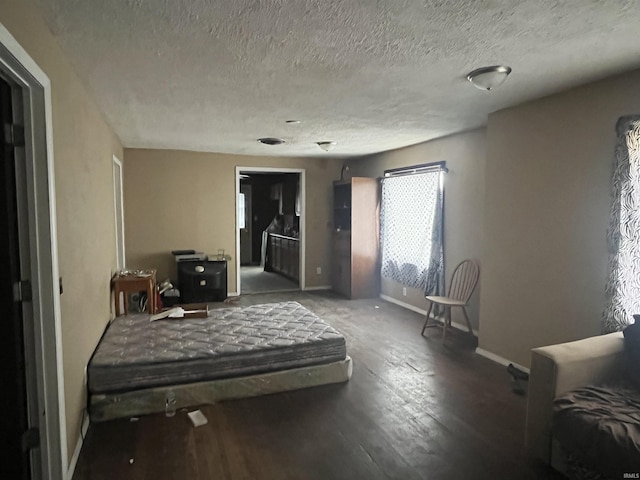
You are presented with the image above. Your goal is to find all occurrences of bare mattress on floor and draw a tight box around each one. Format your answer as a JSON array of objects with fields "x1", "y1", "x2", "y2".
[{"x1": 89, "y1": 301, "x2": 347, "y2": 394}]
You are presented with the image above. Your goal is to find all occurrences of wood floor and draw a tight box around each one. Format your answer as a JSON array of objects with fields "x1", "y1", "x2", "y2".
[
  {"x1": 73, "y1": 291, "x2": 563, "y2": 480},
  {"x1": 240, "y1": 265, "x2": 299, "y2": 294}
]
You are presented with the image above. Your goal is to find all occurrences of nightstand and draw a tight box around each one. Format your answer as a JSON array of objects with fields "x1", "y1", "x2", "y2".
[
  {"x1": 178, "y1": 260, "x2": 227, "y2": 303},
  {"x1": 112, "y1": 270, "x2": 157, "y2": 316}
]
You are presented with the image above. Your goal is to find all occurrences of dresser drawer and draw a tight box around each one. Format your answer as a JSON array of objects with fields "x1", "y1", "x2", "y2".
[{"x1": 178, "y1": 260, "x2": 227, "y2": 302}]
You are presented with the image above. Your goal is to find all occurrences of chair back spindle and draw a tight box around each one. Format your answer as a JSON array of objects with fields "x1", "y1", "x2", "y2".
[{"x1": 447, "y1": 259, "x2": 479, "y2": 303}]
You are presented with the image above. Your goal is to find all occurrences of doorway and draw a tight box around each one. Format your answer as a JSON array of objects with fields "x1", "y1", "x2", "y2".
[
  {"x1": 1, "y1": 71, "x2": 32, "y2": 480},
  {"x1": 235, "y1": 167, "x2": 305, "y2": 295},
  {"x1": 0, "y1": 25, "x2": 64, "y2": 480}
]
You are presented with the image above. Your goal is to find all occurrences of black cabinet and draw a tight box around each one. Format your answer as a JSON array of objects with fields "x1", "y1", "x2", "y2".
[{"x1": 178, "y1": 260, "x2": 227, "y2": 303}]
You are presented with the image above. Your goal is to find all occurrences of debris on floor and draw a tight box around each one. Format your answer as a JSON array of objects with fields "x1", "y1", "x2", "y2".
[
  {"x1": 187, "y1": 409, "x2": 208, "y2": 427},
  {"x1": 507, "y1": 363, "x2": 529, "y2": 396}
]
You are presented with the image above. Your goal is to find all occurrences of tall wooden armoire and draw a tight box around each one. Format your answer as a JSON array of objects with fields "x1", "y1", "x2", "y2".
[{"x1": 331, "y1": 177, "x2": 379, "y2": 299}]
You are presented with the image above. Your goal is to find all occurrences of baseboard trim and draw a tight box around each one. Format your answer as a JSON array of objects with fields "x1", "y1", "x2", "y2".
[
  {"x1": 475, "y1": 348, "x2": 530, "y2": 374},
  {"x1": 303, "y1": 285, "x2": 332, "y2": 291},
  {"x1": 380, "y1": 294, "x2": 426, "y2": 315},
  {"x1": 66, "y1": 413, "x2": 90, "y2": 480},
  {"x1": 380, "y1": 294, "x2": 479, "y2": 336}
]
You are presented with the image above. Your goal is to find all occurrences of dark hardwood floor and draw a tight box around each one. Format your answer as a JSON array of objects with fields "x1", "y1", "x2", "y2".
[{"x1": 73, "y1": 291, "x2": 563, "y2": 480}]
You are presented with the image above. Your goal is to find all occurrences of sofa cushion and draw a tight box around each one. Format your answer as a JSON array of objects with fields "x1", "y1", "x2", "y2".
[{"x1": 552, "y1": 385, "x2": 640, "y2": 479}]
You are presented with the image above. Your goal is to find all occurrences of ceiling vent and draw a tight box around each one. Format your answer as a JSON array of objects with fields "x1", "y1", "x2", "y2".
[
  {"x1": 258, "y1": 137, "x2": 285, "y2": 145},
  {"x1": 316, "y1": 141, "x2": 336, "y2": 152}
]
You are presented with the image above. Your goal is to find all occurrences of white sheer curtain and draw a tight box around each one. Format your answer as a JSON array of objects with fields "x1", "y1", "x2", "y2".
[
  {"x1": 380, "y1": 168, "x2": 444, "y2": 294},
  {"x1": 603, "y1": 115, "x2": 640, "y2": 332}
]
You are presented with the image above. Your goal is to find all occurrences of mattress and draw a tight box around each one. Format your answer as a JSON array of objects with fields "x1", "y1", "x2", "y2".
[{"x1": 89, "y1": 301, "x2": 347, "y2": 394}]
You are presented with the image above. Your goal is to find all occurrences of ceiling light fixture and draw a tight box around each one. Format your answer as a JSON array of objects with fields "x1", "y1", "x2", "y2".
[
  {"x1": 467, "y1": 65, "x2": 512, "y2": 91},
  {"x1": 316, "y1": 141, "x2": 336, "y2": 152},
  {"x1": 257, "y1": 137, "x2": 285, "y2": 145}
]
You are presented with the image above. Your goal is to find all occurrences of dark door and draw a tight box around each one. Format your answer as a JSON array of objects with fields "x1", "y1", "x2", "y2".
[{"x1": 0, "y1": 76, "x2": 31, "y2": 479}]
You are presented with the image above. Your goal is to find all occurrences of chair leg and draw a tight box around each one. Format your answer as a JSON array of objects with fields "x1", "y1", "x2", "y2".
[
  {"x1": 442, "y1": 306, "x2": 451, "y2": 343},
  {"x1": 462, "y1": 307, "x2": 475, "y2": 337},
  {"x1": 421, "y1": 301, "x2": 434, "y2": 336}
]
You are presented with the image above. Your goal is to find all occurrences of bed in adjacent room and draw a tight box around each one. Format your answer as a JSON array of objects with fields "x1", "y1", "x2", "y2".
[{"x1": 88, "y1": 301, "x2": 352, "y2": 421}]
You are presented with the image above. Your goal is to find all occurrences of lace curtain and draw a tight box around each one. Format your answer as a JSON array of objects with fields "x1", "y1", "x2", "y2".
[
  {"x1": 380, "y1": 169, "x2": 444, "y2": 295},
  {"x1": 602, "y1": 115, "x2": 640, "y2": 333}
]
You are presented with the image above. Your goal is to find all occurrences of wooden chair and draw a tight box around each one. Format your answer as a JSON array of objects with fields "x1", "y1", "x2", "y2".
[{"x1": 421, "y1": 259, "x2": 479, "y2": 342}]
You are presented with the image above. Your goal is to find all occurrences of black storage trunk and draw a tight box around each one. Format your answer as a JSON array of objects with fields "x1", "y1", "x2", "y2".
[{"x1": 178, "y1": 260, "x2": 227, "y2": 303}]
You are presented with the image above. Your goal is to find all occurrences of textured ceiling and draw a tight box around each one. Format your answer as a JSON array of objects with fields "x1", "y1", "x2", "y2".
[{"x1": 34, "y1": 0, "x2": 640, "y2": 157}]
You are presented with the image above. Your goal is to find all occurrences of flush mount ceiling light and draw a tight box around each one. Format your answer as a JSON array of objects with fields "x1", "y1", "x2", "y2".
[
  {"x1": 316, "y1": 141, "x2": 336, "y2": 152},
  {"x1": 257, "y1": 137, "x2": 285, "y2": 145},
  {"x1": 467, "y1": 65, "x2": 512, "y2": 91}
]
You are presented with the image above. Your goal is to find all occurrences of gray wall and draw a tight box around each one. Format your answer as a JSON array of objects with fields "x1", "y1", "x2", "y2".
[
  {"x1": 480, "y1": 68, "x2": 640, "y2": 367},
  {"x1": 123, "y1": 149, "x2": 342, "y2": 291},
  {"x1": 351, "y1": 128, "x2": 486, "y2": 331}
]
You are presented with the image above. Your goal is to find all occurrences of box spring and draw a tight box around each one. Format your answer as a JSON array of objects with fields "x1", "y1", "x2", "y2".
[{"x1": 88, "y1": 301, "x2": 350, "y2": 419}]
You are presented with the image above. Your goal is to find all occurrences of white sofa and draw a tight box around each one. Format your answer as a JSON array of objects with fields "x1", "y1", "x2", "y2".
[{"x1": 525, "y1": 332, "x2": 626, "y2": 473}]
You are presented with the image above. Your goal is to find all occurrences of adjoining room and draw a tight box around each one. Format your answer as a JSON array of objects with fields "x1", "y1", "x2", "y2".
[{"x1": 237, "y1": 169, "x2": 303, "y2": 295}]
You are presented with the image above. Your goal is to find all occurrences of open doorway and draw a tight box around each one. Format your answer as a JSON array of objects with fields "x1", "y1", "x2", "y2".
[
  {"x1": 1, "y1": 65, "x2": 33, "y2": 480},
  {"x1": 1, "y1": 25, "x2": 64, "y2": 480},
  {"x1": 235, "y1": 167, "x2": 305, "y2": 295}
]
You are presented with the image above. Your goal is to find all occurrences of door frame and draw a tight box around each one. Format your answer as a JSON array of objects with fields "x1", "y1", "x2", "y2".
[
  {"x1": 235, "y1": 166, "x2": 306, "y2": 294},
  {"x1": 239, "y1": 183, "x2": 252, "y2": 265},
  {"x1": 0, "y1": 22, "x2": 65, "y2": 480},
  {"x1": 112, "y1": 155, "x2": 125, "y2": 270}
]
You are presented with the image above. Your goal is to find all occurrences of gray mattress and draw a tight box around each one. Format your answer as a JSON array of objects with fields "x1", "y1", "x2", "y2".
[{"x1": 89, "y1": 301, "x2": 347, "y2": 393}]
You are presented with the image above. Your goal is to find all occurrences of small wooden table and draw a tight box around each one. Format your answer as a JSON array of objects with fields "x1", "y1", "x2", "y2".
[{"x1": 112, "y1": 270, "x2": 157, "y2": 316}]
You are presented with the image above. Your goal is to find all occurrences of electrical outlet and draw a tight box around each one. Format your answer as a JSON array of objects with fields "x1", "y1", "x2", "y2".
[
  {"x1": 316, "y1": 267, "x2": 322, "y2": 275},
  {"x1": 402, "y1": 287, "x2": 407, "y2": 296}
]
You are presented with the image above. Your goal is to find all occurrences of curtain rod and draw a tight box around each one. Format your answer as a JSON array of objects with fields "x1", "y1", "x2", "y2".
[{"x1": 382, "y1": 161, "x2": 448, "y2": 179}]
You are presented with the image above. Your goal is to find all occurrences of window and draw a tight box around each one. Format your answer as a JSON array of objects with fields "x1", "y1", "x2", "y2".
[
  {"x1": 380, "y1": 162, "x2": 445, "y2": 294},
  {"x1": 238, "y1": 192, "x2": 246, "y2": 229}
]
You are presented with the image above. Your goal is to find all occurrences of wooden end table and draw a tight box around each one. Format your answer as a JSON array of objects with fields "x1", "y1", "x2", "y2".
[{"x1": 112, "y1": 270, "x2": 157, "y2": 316}]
